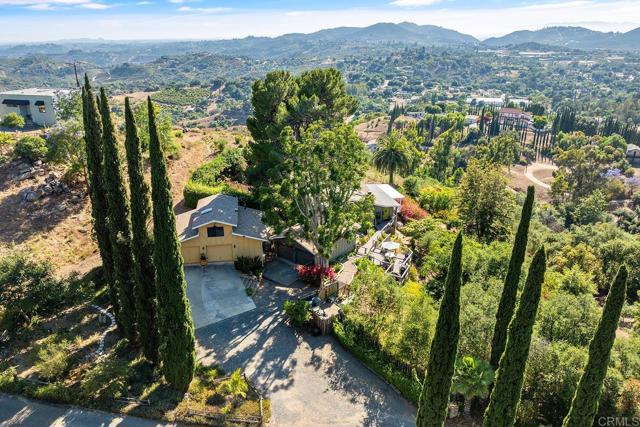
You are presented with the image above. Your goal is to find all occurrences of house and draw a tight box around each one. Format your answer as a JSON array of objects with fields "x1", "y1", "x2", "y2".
[
  {"x1": 627, "y1": 144, "x2": 640, "y2": 164},
  {"x1": 271, "y1": 232, "x2": 356, "y2": 266},
  {"x1": 498, "y1": 107, "x2": 533, "y2": 123},
  {"x1": 0, "y1": 88, "x2": 69, "y2": 127},
  {"x1": 176, "y1": 194, "x2": 269, "y2": 265},
  {"x1": 364, "y1": 183, "x2": 405, "y2": 226}
]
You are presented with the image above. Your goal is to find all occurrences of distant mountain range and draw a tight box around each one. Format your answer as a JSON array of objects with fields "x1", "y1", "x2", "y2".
[
  {"x1": 0, "y1": 23, "x2": 639, "y2": 63},
  {"x1": 483, "y1": 26, "x2": 640, "y2": 50}
]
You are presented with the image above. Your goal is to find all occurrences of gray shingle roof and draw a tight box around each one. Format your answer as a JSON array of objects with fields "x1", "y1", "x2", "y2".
[
  {"x1": 234, "y1": 207, "x2": 270, "y2": 241},
  {"x1": 365, "y1": 184, "x2": 401, "y2": 208},
  {"x1": 191, "y1": 194, "x2": 238, "y2": 230},
  {"x1": 176, "y1": 193, "x2": 270, "y2": 243}
]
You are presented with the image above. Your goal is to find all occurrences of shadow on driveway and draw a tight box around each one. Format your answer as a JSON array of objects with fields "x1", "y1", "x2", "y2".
[{"x1": 194, "y1": 280, "x2": 415, "y2": 427}]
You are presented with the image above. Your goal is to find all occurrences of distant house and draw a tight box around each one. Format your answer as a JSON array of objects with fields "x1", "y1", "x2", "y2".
[
  {"x1": 176, "y1": 194, "x2": 269, "y2": 265},
  {"x1": 364, "y1": 183, "x2": 405, "y2": 226},
  {"x1": 0, "y1": 88, "x2": 69, "y2": 127},
  {"x1": 499, "y1": 107, "x2": 533, "y2": 123},
  {"x1": 627, "y1": 144, "x2": 640, "y2": 164},
  {"x1": 467, "y1": 96, "x2": 504, "y2": 107}
]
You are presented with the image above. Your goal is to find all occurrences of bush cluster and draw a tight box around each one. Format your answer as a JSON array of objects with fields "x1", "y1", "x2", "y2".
[
  {"x1": 14, "y1": 135, "x2": 48, "y2": 161},
  {"x1": 282, "y1": 299, "x2": 312, "y2": 327}
]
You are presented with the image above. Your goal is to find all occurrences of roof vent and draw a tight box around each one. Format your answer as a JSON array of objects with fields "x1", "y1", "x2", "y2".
[{"x1": 201, "y1": 208, "x2": 212, "y2": 214}]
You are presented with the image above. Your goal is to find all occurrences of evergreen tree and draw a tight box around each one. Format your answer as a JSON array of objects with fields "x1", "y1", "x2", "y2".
[
  {"x1": 124, "y1": 97, "x2": 160, "y2": 363},
  {"x1": 417, "y1": 232, "x2": 463, "y2": 427},
  {"x1": 81, "y1": 77, "x2": 118, "y2": 321},
  {"x1": 562, "y1": 266, "x2": 628, "y2": 427},
  {"x1": 490, "y1": 186, "x2": 535, "y2": 368},
  {"x1": 147, "y1": 97, "x2": 196, "y2": 391},
  {"x1": 484, "y1": 247, "x2": 547, "y2": 427},
  {"x1": 99, "y1": 88, "x2": 138, "y2": 342}
]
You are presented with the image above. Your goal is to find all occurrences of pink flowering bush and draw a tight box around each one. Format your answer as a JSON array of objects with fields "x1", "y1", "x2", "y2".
[{"x1": 296, "y1": 265, "x2": 336, "y2": 285}]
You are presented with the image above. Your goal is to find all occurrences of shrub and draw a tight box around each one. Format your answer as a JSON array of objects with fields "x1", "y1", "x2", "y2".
[
  {"x1": 418, "y1": 184, "x2": 455, "y2": 214},
  {"x1": 1, "y1": 112, "x2": 25, "y2": 128},
  {"x1": 31, "y1": 382, "x2": 72, "y2": 403},
  {"x1": 78, "y1": 356, "x2": 132, "y2": 402},
  {"x1": 296, "y1": 265, "x2": 335, "y2": 285},
  {"x1": 537, "y1": 292, "x2": 600, "y2": 347},
  {"x1": 283, "y1": 299, "x2": 311, "y2": 327},
  {"x1": 399, "y1": 197, "x2": 427, "y2": 222},
  {"x1": 0, "y1": 132, "x2": 14, "y2": 145},
  {"x1": 617, "y1": 379, "x2": 640, "y2": 417},
  {"x1": 234, "y1": 256, "x2": 263, "y2": 276},
  {"x1": 183, "y1": 179, "x2": 225, "y2": 208},
  {"x1": 14, "y1": 135, "x2": 48, "y2": 161},
  {"x1": 219, "y1": 368, "x2": 248, "y2": 400},
  {"x1": 35, "y1": 338, "x2": 73, "y2": 380},
  {"x1": 190, "y1": 157, "x2": 227, "y2": 186}
]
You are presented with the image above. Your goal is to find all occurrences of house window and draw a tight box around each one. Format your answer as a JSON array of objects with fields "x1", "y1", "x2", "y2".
[
  {"x1": 207, "y1": 226, "x2": 224, "y2": 237},
  {"x1": 38, "y1": 105, "x2": 46, "y2": 113}
]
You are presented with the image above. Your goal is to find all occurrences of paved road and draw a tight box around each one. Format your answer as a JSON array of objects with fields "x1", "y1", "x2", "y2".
[
  {"x1": 195, "y1": 281, "x2": 416, "y2": 427},
  {"x1": 0, "y1": 393, "x2": 175, "y2": 427}
]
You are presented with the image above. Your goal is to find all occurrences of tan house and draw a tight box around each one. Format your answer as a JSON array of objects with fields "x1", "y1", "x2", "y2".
[{"x1": 176, "y1": 194, "x2": 269, "y2": 265}]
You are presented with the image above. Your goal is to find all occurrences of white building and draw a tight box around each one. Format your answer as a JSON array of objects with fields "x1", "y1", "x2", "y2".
[{"x1": 0, "y1": 88, "x2": 69, "y2": 127}]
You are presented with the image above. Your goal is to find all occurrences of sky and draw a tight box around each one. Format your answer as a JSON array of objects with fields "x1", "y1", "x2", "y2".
[{"x1": 0, "y1": 0, "x2": 639, "y2": 43}]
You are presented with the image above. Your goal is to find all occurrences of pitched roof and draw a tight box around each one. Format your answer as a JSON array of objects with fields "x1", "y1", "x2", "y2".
[
  {"x1": 176, "y1": 193, "x2": 269, "y2": 243},
  {"x1": 191, "y1": 194, "x2": 238, "y2": 229},
  {"x1": 365, "y1": 184, "x2": 403, "y2": 208}
]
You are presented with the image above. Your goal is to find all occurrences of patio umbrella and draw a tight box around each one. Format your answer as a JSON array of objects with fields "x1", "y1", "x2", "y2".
[{"x1": 381, "y1": 241, "x2": 400, "y2": 251}]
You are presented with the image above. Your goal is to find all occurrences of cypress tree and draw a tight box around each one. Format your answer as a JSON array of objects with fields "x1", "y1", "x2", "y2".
[
  {"x1": 81, "y1": 77, "x2": 119, "y2": 321},
  {"x1": 124, "y1": 97, "x2": 160, "y2": 363},
  {"x1": 484, "y1": 247, "x2": 547, "y2": 427},
  {"x1": 148, "y1": 97, "x2": 196, "y2": 391},
  {"x1": 562, "y1": 266, "x2": 628, "y2": 427},
  {"x1": 490, "y1": 186, "x2": 535, "y2": 368},
  {"x1": 99, "y1": 88, "x2": 138, "y2": 342},
  {"x1": 417, "y1": 232, "x2": 463, "y2": 427}
]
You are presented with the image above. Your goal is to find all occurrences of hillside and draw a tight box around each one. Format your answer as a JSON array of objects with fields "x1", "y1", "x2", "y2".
[{"x1": 483, "y1": 26, "x2": 640, "y2": 50}]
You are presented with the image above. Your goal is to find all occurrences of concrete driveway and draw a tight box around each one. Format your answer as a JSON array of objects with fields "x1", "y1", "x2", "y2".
[
  {"x1": 185, "y1": 264, "x2": 256, "y2": 329},
  {"x1": 0, "y1": 393, "x2": 175, "y2": 427},
  {"x1": 195, "y1": 280, "x2": 416, "y2": 427}
]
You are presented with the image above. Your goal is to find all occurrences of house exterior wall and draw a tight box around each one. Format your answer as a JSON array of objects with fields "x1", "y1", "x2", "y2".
[
  {"x1": 0, "y1": 94, "x2": 56, "y2": 126},
  {"x1": 180, "y1": 222, "x2": 264, "y2": 265},
  {"x1": 330, "y1": 237, "x2": 356, "y2": 260}
]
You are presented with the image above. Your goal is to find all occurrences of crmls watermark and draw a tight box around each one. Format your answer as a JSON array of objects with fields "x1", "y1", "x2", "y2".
[{"x1": 597, "y1": 417, "x2": 640, "y2": 427}]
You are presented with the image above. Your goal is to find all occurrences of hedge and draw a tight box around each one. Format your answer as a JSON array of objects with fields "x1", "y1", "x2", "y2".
[
  {"x1": 183, "y1": 179, "x2": 257, "y2": 209},
  {"x1": 333, "y1": 320, "x2": 421, "y2": 405}
]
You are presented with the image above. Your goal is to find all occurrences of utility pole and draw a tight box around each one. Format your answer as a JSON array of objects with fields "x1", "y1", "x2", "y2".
[{"x1": 73, "y1": 62, "x2": 80, "y2": 88}]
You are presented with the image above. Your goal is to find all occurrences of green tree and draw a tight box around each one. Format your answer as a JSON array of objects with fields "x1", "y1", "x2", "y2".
[
  {"x1": 81, "y1": 78, "x2": 117, "y2": 319},
  {"x1": 1, "y1": 112, "x2": 25, "y2": 128},
  {"x1": 45, "y1": 119, "x2": 86, "y2": 180},
  {"x1": 429, "y1": 128, "x2": 459, "y2": 182},
  {"x1": 477, "y1": 131, "x2": 520, "y2": 169},
  {"x1": 490, "y1": 186, "x2": 535, "y2": 368},
  {"x1": 245, "y1": 68, "x2": 357, "y2": 187},
  {"x1": 148, "y1": 97, "x2": 196, "y2": 391},
  {"x1": 562, "y1": 266, "x2": 628, "y2": 427},
  {"x1": 457, "y1": 160, "x2": 515, "y2": 242},
  {"x1": 373, "y1": 130, "x2": 410, "y2": 185},
  {"x1": 573, "y1": 189, "x2": 607, "y2": 225},
  {"x1": 452, "y1": 356, "x2": 495, "y2": 416},
  {"x1": 132, "y1": 101, "x2": 177, "y2": 156},
  {"x1": 268, "y1": 122, "x2": 371, "y2": 267},
  {"x1": 99, "y1": 88, "x2": 138, "y2": 343},
  {"x1": 484, "y1": 247, "x2": 547, "y2": 427},
  {"x1": 417, "y1": 232, "x2": 463, "y2": 427},
  {"x1": 124, "y1": 97, "x2": 160, "y2": 363}
]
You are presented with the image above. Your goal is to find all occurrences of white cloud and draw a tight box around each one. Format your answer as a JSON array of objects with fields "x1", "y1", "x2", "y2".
[
  {"x1": 27, "y1": 2, "x2": 55, "y2": 9},
  {"x1": 520, "y1": 1, "x2": 594, "y2": 10},
  {"x1": 0, "y1": 0, "x2": 88, "y2": 4},
  {"x1": 78, "y1": 2, "x2": 110, "y2": 8},
  {"x1": 137, "y1": 1, "x2": 152, "y2": 4},
  {"x1": 390, "y1": 0, "x2": 442, "y2": 6},
  {"x1": 168, "y1": 0, "x2": 196, "y2": 3},
  {"x1": 178, "y1": 6, "x2": 230, "y2": 13}
]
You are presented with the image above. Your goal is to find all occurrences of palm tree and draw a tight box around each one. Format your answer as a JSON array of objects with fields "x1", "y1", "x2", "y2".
[
  {"x1": 373, "y1": 131, "x2": 410, "y2": 185},
  {"x1": 451, "y1": 356, "x2": 495, "y2": 417}
]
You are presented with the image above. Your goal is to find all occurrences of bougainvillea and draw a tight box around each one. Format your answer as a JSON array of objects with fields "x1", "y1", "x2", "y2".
[
  {"x1": 400, "y1": 197, "x2": 428, "y2": 222},
  {"x1": 297, "y1": 265, "x2": 336, "y2": 285}
]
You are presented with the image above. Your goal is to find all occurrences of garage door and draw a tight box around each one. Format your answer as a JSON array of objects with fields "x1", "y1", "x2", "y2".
[
  {"x1": 277, "y1": 242, "x2": 295, "y2": 262},
  {"x1": 206, "y1": 244, "x2": 233, "y2": 262},
  {"x1": 182, "y1": 246, "x2": 201, "y2": 264}
]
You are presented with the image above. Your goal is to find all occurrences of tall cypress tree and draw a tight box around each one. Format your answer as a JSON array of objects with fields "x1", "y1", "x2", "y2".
[
  {"x1": 99, "y1": 88, "x2": 138, "y2": 343},
  {"x1": 484, "y1": 247, "x2": 547, "y2": 427},
  {"x1": 562, "y1": 266, "x2": 628, "y2": 427},
  {"x1": 148, "y1": 97, "x2": 196, "y2": 391},
  {"x1": 417, "y1": 232, "x2": 463, "y2": 427},
  {"x1": 490, "y1": 186, "x2": 535, "y2": 368},
  {"x1": 81, "y1": 77, "x2": 119, "y2": 321},
  {"x1": 124, "y1": 97, "x2": 160, "y2": 363}
]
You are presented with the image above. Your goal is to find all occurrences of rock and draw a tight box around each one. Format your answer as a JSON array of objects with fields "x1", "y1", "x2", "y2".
[
  {"x1": 71, "y1": 195, "x2": 81, "y2": 204},
  {"x1": 42, "y1": 185, "x2": 54, "y2": 195},
  {"x1": 46, "y1": 172, "x2": 60, "y2": 182},
  {"x1": 33, "y1": 160, "x2": 42, "y2": 166},
  {"x1": 18, "y1": 171, "x2": 34, "y2": 181},
  {"x1": 56, "y1": 203, "x2": 67, "y2": 212},
  {"x1": 25, "y1": 191, "x2": 41, "y2": 202}
]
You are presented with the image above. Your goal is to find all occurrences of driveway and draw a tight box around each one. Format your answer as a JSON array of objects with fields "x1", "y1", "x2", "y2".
[
  {"x1": 185, "y1": 264, "x2": 256, "y2": 329},
  {"x1": 194, "y1": 280, "x2": 416, "y2": 427},
  {"x1": 0, "y1": 393, "x2": 175, "y2": 427}
]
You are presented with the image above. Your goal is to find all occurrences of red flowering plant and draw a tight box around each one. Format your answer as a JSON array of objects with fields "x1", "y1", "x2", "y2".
[
  {"x1": 399, "y1": 197, "x2": 428, "y2": 222},
  {"x1": 296, "y1": 265, "x2": 336, "y2": 286}
]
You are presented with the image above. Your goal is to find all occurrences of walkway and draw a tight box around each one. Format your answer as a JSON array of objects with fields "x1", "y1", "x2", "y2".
[
  {"x1": 524, "y1": 162, "x2": 557, "y2": 190},
  {"x1": 194, "y1": 281, "x2": 416, "y2": 427},
  {"x1": 0, "y1": 393, "x2": 175, "y2": 427}
]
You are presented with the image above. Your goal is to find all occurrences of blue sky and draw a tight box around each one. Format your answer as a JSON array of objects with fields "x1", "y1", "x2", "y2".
[{"x1": 0, "y1": 0, "x2": 638, "y2": 42}]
